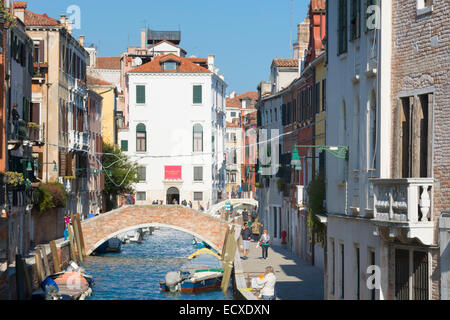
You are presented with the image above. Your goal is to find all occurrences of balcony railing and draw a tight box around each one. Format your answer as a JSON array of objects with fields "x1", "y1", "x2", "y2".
[
  {"x1": 82, "y1": 132, "x2": 90, "y2": 151},
  {"x1": 68, "y1": 130, "x2": 80, "y2": 150},
  {"x1": 372, "y1": 178, "x2": 433, "y2": 223},
  {"x1": 371, "y1": 177, "x2": 434, "y2": 245},
  {"x1": 296, "y1": 185, "x2": 308, "y2": 207}
]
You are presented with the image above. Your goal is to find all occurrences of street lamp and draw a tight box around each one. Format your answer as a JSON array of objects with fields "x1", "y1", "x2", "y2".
[
  {"x1": 290, "y1": 149, "x2": 302, "y2": 171},
  {"x1": 294, "y1": 145, "x2": 349, "y2": 160}
]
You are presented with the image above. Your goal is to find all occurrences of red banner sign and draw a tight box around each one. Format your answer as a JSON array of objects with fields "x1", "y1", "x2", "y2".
[{"x1": 165, "y1": 166, "x2": 182, "y2": 180}]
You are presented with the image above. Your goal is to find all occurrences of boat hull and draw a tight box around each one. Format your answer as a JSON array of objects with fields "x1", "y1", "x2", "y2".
[{"x1": 160, "y1": 276, "x2": 222, "y2": 293}]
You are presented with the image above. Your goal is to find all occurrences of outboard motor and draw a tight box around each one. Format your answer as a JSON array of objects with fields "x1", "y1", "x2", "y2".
[{"x1": 165, "y1": 271, "x2": 182, "y2": 292}]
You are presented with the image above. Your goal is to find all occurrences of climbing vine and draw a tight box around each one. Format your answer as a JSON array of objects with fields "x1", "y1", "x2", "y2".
[{"x1": 306, "y1": 171, "x2": 326, "y2": 246}]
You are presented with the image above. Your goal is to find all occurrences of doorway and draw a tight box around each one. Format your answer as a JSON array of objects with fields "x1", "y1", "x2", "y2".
[{"x1": 166, "y1": 187, "x2": 180, "y2": 205}]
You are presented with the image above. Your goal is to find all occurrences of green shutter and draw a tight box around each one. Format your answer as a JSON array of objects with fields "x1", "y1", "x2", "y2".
[
  {"x1": 121, "y1": 140, "x2": 128, "y2": 151},
  {"x1": 136, "y1": 85, "x2": 145, "y2": 104},
  {"x1": 193, "y1": 85, "x2": 202, "y2": 104},
  {"x1": 338, "y1": 0, "x2": 348, "y2": 54}
]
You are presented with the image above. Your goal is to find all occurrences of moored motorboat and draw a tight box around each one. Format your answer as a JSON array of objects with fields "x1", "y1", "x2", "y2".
[{"x1": 160, "y1": 248, "x2": 223, "y2": 293}]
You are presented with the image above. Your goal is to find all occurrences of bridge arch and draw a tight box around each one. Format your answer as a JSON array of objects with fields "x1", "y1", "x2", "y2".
[{"x1": 81, "y1": 205, "x2": 229, "y2": 255}]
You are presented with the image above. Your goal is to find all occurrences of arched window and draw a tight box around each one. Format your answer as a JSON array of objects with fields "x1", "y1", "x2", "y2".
[
  {"x1": 136, "y1": 123, "x2": 147, "y2": 152},
  {"x1": 193, "y1": 124, "x2": 203, "y2": 152}
]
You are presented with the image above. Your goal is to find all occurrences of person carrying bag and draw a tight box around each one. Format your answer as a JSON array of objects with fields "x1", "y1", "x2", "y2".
[{"x1": 259, "y1": 229, "x2": 271, "y2": 259}]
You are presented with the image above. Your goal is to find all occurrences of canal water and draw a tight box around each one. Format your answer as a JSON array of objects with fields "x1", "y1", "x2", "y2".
[{"x1": 83, "y1": 228, "x2": 233, "y2": 300}]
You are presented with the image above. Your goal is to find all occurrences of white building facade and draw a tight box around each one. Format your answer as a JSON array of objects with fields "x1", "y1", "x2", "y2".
[
  {"x1": 120, "y1": 53, "x2": 227, "y2": 211},
  {"x1": 325, "y1": 0, "x2": 392, "y2": 300}
]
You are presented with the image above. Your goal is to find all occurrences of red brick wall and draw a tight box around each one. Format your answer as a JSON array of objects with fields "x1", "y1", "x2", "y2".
[{"x1": 391, "y1": 0, "x2": 449, "y2": 300}]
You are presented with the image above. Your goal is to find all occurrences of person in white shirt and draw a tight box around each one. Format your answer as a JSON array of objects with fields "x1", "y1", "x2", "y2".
[{"x1": 256, "y1": 266, "x2": 277, "y2": 300}]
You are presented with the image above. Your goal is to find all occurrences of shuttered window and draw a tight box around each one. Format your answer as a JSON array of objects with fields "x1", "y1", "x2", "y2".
[
  {"x1": 194, "y1": 192, "x2": 203, "y2": 201},
  {"x1": 136, "y1": 85, "x2": 146, "y2": 104},
  {"x1": 136, "y1": 123, "x2": 147, "y2": 152},
  {"x1": 137, "y1": 166, "x2": 146, "y2": 182},
  {"x1": 193, "y1": 167, "x2": 203, "y2": 182},
  {"x1": 121, "y1": 140, "x2": 128, "y2": 152},
  {"x1": 338, "y1": 0, "x2": 348, "y2": 55},
  {"x1": 193, "y1": 124, "x2": 203, "y2": 152},
  {"x1": 350, "y1": 0, "x2": 361, "y2": 40},
  {"x1": 193, "y1": 85, "x2": 202, "y2": 104},
  {"x1": 365, "y1": 0, "x2": 379, "y2": 32}
]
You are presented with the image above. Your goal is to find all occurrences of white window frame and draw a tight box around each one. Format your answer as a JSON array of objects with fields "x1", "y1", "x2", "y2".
[{"x1": 417, "y1": 0, "x2": 433, "y2": 16}]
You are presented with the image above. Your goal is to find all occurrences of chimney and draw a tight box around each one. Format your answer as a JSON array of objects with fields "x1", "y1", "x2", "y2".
[
  {"x1": 60, "y1": 14, "x2": 67, "y2": 28},
  {"x1": 297, "y1": 18, "x2": 310, "y2": 61},
  {"x1": 219, "y1": 74, "x2": 224, "y2": 81},
  {"x1": 207, "y1": 54, "x2": 215, "y2": 72},
  {"x1": 13, "y1": 1, "x2": 27, "y2": 23},
  {"x1": 67, "y1": 21, "x2": 73, "y2": 35},
  {"x1": 79, "y1": 35, "x2": 85, "y2": 47},
  {"x1": 230, "y1": 91, "x2": 236, "y2": 99},
  {"x1": 141, "y1": 29, "x2": 146, "y2": 49}
]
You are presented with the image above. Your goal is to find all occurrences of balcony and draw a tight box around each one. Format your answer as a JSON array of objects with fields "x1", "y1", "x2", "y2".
[
  {"x1": 68, "y1": 130, "x2": 80, "y2": 150},
  {"x1": 371, "y1": 178, "x2": 435, "y2": 245},
  {"x1": 296, "y1": 185, "x2": 308, "y2": 207},
  {"x1": 226, "y1": 163, "x2": 238, "y2": 172},
  {"x1": 59, "y1": 177, "x2": 76, "y2": 196},
  {"x1": 81, "y1": 132, "x2": 90, "y2": 151},
  {"x1": 33, "y1": 63, "x2": 48, "y2": 80}
]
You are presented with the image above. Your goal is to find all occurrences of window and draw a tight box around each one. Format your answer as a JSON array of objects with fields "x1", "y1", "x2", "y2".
[
  {"x1": 193, "y1": 85, "x2": 202, "y2": 104},
  {"x1": 370, "y1": 250, "x2": 376, "y2": 300},
  {"x1": 163, "y1": 61, "x2": 177, "y2": 71},
  {"x1": 137, "y1": 166, "x2": 146, "y2": 182},
  {"x1": 322, "y1": 79, "x2": 327, "y2": 112},
  {"x1": 315, "y1": 82, "x2": 320, "y2": 114},
  {"x1": 194, "y1": 192, "x2": 203, "y2": 201},
  {"x1": 193, "y1": 124, "x2": 203, "y2": 152},
  {"x1": 368, "y1": 91, "x2": 377, "y2": 169},
  {"x1": 331, "y1": 239, "x2": 335, "y2": 296},
  {"x1": 121, "y1": 140, "x2": 128, "y2": 151},
  {"x1": 136, "y1": 192, "x2": 146, "y2": 201},
  {"x1": 340, "y1": 244, "x2": 345, "y2": 299},
  {"x1": 194, "y1": 166, "x2": 203, "y2": 182},
  {"x1": 31, "y1": 102, "x2": 40, "y2": 124},
  {"x1": 397, "y1": 94, "x2": 432, "y2": 179},
  {"x1": 355, "y1": 246, "x2": 360, "y2": 300},
  {"x1": 365, "y1": 0, "x2": 379, "y2": 32},
  {"x1": 338, "y1": 0, "x2": 348, "y2": 55},
  {"x1": 136, "y1": 85, "x2": 146, "y2": 104},
  {"x1": 274, "y1": 108, "x2": 278, "y2": 121},
  {"x1": 33, "y1": 40, "x2": 44, "y2": 63},
  {"x1": 136, "y1": 123, "x2": 147, "y2": 152},
  {"x1": 417, "y1": 0, "x2": 433, "y2": 16},
  {"x1": 231, "y1": 112, "x2": 236, "y2": 117},
  {"x1": 350, "y1": 0, "x2": 361, "y2": 40}
]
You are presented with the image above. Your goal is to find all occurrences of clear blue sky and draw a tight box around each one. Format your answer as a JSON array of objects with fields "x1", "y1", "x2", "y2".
[{"x1": 27, "y1": 0, "x2": 309, "y2": 94}]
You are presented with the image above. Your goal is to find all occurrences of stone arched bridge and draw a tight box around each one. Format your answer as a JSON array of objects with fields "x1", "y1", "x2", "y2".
[{"x1": 81, "y1": 205, "x2": 230, "y2": 255}]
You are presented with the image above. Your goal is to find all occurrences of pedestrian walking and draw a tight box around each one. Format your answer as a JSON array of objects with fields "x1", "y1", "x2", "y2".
[
  {"x1": 188, "y1": 201, "x2": 193, "y2": 208},
  {"x1": 256, "y1": 266, "x2": 277, "y2": 300},
  {"x1": 251, "y1": 219, "x2": 261, "y2": 241},
  {"x1": 241, "y1": 222, "x2": 252, "y2": 260},
  {"x1": 259, "y1": 229, "x2": 271, "y2": 259}
]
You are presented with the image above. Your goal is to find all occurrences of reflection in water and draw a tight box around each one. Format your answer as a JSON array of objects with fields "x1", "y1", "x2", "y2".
[{"x1": 84, "y1": 228, "x2": 233, "y2": 300}]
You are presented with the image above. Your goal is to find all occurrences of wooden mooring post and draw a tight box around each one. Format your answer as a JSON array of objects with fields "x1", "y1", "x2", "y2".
[
  {"x1": 71, "y1": 214, "x2": 83, "y2": 263},
  {"x1": 67, "y1": 224, "x2": 78, "y2": 263},
  {"x1": 49, "y1": 240, "x2": 61, "y2": 273},
  {"x1": 75, "y1": 213, "x2": 86, "y2": 257},
  {"x1": 221, "y1": 225, "x2": 237, "y2": 293},
  {"x1": 34, "y1": 251, "x2": 45, "y2": 283}
]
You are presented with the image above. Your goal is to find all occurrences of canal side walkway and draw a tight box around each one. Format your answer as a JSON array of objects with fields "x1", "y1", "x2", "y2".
[{"x1": 235, "y1": 242, "x2": 324, "y2": 300}]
